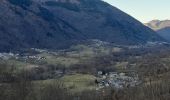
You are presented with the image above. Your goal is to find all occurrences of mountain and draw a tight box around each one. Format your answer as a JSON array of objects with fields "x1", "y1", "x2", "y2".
[
  {"x1": 0, "y1": 0, "x2": 163, "y2": 52},
  {"x1": 145, "y1": 20, "x2": 170, "y2": 30},
  {"x1": 145, "y1": 20, "x2": 170, "y2": 41}
]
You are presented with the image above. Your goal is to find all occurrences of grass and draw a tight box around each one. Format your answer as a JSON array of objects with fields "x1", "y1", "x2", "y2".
[
  {"x1": 60, "y1": 74, "x2": 97, "y2": 92},
  {"x1": 33, "y1": 74, "x2": 96, "y2": 93},
  {"x1": 0, "y1": 59, "x2": 30, "y2": 71},
  {"x1": 38, "y1": 52, "x2": 79, "y2": 67},
  {"x1": 34, "y1": 44, "x2": 115, "y2": 67},
  {"x1": 115, "y1": 62, "x2": 128, "y2": 70}
]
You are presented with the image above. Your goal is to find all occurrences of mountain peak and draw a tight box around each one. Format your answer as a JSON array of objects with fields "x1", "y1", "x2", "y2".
[
  {"x1": 145, "y1": 19, "x2": 170, "y2": 42},
  {"x1": 145, "y1": 19, "x2": 170, "y2": 30},
  {"x1": 149, "y1": 20, "x2": 160, "y2": 23}
]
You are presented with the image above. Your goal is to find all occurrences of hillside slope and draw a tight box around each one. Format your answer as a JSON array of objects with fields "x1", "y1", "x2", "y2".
[{"x1": 0, "y1": 0, "x2": 163, "y2": 51}]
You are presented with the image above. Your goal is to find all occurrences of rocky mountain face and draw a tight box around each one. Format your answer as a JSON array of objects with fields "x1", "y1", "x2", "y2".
[
  {"x1": 0, "y1": 0, "x2": 163, "y2": 52},
  {"x1": 145, "y1": 20, "x2": 170, "y2": 41}
]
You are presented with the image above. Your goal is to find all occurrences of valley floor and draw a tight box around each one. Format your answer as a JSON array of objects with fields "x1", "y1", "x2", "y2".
[{"x1": 1, "y1": 41, "x2": 170, "y2": 100}]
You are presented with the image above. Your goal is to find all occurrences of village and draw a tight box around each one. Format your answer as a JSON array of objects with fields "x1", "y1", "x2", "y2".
[
  {"x1": 0, "y1": 52, "x2": 19, "y2": 60},
  {"x1": 96, "y1": 71, "x2": 141, "y2": 90},
  {"x1": 0, "y1": 52, "x2": 46, "y2": 61},
  {"x1": 0, "y1": 50, "x2": 142, "y2": 91}
]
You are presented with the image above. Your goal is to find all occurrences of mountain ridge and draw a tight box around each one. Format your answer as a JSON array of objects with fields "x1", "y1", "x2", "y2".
[
  {"x1": 145, "y1": 19, "x2": 170, "y2": 42},
  {"x1": 0, "y1": 0, "x2": 164, "y2": 52},
  {"x1": 145, "y1": 19, "x2": 170, "y2": 30}
]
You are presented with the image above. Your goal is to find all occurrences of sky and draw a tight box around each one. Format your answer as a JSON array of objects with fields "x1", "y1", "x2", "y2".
[{"x1": 103, "y1": 0, "x2": 170, "y2": 23}]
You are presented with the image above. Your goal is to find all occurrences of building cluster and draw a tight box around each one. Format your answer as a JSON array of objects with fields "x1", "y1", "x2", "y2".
[
  {"x1": 21, "y1": 55, "x2": 46, "y2": 61},
  {"x1": 0, "y1": 52, "x2": 47, "y2": 62},
  {"x1": 96, "y1": 71, "x2": 141, "y2": 90},
  {"x1": 0, "y1": 53, "x2": 19, "y2": 60}
]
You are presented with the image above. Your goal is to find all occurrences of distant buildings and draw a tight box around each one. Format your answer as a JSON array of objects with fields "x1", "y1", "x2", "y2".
[
  {"x1": 96, "y1": 71, "x2": 141, "y2": 90},
  {"x1": 0, "y1": 52, "x2": 18, "y2": 60}
]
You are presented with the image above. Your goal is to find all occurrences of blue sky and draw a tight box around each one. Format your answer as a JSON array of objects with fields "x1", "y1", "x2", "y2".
[{"x1": 103, "y1": 0, "x2": 170, "y2": 23}]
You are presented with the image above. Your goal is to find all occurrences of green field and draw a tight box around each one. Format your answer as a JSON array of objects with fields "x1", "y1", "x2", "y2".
[{"x1": 34, "y1": 74, "x2": 97, "y2": 93}]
